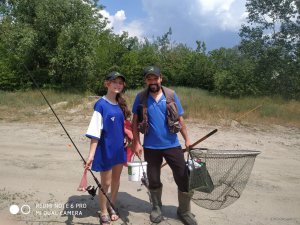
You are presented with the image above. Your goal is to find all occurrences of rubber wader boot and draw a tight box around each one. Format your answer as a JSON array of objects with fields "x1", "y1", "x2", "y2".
[
  {"x1": 149, "y1": 187, "x2": 163, "y2": 223},
  {"x1": 177, "y1": 190, "x2": 198, "y2": 225}
]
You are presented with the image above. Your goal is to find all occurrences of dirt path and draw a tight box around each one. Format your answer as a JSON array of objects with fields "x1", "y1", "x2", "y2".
[{"x1": 0, "y1": 121, "x2": 300, "y2": 225}]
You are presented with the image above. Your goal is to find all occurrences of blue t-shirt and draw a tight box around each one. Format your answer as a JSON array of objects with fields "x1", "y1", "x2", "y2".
[
  {"x1": 86, "y1": 97, "x2": 126, "y2": 171},
  {"x1": 132, "y1": 90, "x2": 184, "y2": 149}
]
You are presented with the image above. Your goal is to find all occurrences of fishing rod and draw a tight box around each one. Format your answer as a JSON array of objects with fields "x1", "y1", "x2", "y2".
[
  {"x1": 136, "y1": 155, "x2": 149, "y2": 189},
  {"x1": 24, "y1": 66, "x2": 124, "y2": 222}
]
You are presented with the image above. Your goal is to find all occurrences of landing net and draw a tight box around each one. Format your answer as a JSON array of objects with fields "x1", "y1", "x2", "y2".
[{"x1": 190, "y1": 149, "x2": 260, "y2": 210}]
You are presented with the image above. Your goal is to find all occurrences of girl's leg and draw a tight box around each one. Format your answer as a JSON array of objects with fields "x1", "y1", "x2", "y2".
[
  {"x1": 107, "y1": 163, "x2": 123, "y2": 220},
  {"x1": 99, "y1": 170, "x2": 112, "y2": 223},
  {"x1": 110, "y1": 163, "x2": 123, "y2": 203}
]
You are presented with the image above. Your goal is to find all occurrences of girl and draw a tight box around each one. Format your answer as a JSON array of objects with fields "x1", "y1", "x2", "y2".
[{"x1": 85, "y1": 71, "x2": 131, "y2": 225}]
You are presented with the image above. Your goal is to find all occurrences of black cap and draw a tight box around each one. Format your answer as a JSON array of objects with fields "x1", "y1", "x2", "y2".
[
  {"x1": 143, "y1": 66, "x2": 161, "y2": 77},
  {"x1": 105, "y1": 71, "x2": 125, "y2": 81}
]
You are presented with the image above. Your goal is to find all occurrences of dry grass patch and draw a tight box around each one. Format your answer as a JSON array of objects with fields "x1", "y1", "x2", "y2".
[{"x1": 1, "y1": 88, "x2": 299, "y2": 127}]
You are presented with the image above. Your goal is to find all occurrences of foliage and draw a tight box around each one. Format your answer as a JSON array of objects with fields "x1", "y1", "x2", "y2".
[
  {"x1": 0, "y1": 0, "x2": 299, "y2": 100},
  {"x1": 239, "y1": 0, "x2": 300, "y2": 99},
  {"x1": 209, "y1": 47, "x2": 258, "y2": 97},
  {"x1": 0, "y1": 0, "x2": 106, "y2": 90}
]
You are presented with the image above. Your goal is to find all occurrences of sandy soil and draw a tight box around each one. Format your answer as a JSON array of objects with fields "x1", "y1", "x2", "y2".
[{"x1": 0, "y1": 119, "x2": 300, "y2": 225}]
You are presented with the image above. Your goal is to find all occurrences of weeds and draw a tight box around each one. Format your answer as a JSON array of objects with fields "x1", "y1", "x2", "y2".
[{"x1": 0, "y1": 88, "x2": 299, "y2": 127}]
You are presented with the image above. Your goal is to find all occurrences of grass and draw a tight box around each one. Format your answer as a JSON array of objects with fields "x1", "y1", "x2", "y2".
[
  {"x1": 0, "y1": 90, "x2": 89, "y2": 122},
  {"x1": 1, "y1": 88, "x2": 299, "y2": 127},
  {"x1": 127, "y1": 87, "x2": 300, "y2": 127},
  {"x1": 0, "y1": 90, "x2": 83, "y2": 108},
  {"x1": 182, "y1": 87, "x2": 299, "y2": 126}
]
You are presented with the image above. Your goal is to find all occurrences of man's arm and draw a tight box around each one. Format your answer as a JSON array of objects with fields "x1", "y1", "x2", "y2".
[
  {"x1": 179, "y1": 116, "x2": 191, "y2": 149},
  {"x1": 132, "y1": 114, "x2": 143, "y2": 157}
]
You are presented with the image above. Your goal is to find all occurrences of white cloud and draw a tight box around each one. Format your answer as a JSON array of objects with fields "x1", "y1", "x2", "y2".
[
  {"x1": 119, "y1": 20, "x2": 145, "y2": 39},
  {"x1": 100, "y1": 9, "x2": 145, "y2": 39},
  {"x1": 114, "y1": 10, "x2": 126, "y2": 22},
  {"x1": 109, "y1": 10, "x2": 126, "y2": 32},
  {"x1": 189, "y1": 0, "x2": 246, "y2": 31},
  {"x1": 196, "y1": 0, "x2": 236, "y2": 13},
  {"x1": 101, "y1": 0, "x2": 248, "y2": 49}
]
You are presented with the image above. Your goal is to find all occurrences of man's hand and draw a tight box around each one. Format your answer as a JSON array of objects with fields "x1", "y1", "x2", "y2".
[
  {"x1": 133, "y1": 142, "x2": 143, "y2": 158},
  {"x1": 185, "y1": 139, "x2": 191, "y2": 150}
]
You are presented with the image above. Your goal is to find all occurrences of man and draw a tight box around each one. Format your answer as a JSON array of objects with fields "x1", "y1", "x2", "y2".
[{"x1": 132, "y1": 66, "x2": 198, "y2": 225}]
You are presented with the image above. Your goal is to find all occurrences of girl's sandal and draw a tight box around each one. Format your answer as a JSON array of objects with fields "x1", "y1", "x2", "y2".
[
  {"x1": 107, "y1": 206, "x2": 119, "y2": 221},
  {"x1": 100, "y1": 214, "x2": 111, "y2": 225}
]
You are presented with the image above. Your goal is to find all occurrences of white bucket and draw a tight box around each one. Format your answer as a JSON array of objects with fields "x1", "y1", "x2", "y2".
[{"x1": 127, "y1": 161, "x2": 147, "y2": 182}]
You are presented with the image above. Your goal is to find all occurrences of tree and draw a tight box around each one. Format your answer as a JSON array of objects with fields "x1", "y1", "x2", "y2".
[
  {"x1": 239, "y1": 0, "x2": 300, "y2": 98},
  {"x1": 209, "y1": 47, "x2": 258, "y2": 97},
  {"x1": 160, "y1": 43, "x2": 193, "y2": 86},
  {"x1": 188, "y1": 41, "x2": 214, "y2": 90},
  {"x1": 0, "y1": 0, "x2": 107, "y2": 90}
]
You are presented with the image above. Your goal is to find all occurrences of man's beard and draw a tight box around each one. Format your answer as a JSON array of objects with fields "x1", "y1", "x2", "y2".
[{"x1": 148, "y1": 84, "x2": 161, "y2": 93}]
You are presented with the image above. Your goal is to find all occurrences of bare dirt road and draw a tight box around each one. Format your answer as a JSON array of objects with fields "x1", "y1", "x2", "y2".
[{"x1": 0, "y1": 120, "x2": 300, "y2": 225}]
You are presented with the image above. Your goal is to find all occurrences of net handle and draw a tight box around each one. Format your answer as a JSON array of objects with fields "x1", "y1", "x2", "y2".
[
  {"x1": 161, "y1": 129, "x2": 217, "y2": 168},
  {"x1": 187, "y1": 129, "x2": 218, "y2": 150}
]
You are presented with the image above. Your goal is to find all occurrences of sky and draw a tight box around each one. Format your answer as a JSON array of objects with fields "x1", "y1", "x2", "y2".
[{"x1": 98, "y1": 0, "x2": 248, "y2": 51}]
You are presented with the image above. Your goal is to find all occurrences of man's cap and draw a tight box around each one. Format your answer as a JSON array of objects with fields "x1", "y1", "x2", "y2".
[
  {"x1": 105, "y1": 71, "x2": 125, "y2": 81},
  {"x1": 143, "y1": 66, "x2": 161, "y2": 77}
]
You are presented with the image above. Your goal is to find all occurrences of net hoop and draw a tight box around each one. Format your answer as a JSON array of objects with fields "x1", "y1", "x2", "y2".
[{"x1": 189, "y1": 148, "x2": 260, "y2": 210}]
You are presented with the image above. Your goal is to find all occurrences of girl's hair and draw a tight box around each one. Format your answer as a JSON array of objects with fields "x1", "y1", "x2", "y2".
[{"x1": 116, "y1": 93, "x2": 132, "y2": 119}]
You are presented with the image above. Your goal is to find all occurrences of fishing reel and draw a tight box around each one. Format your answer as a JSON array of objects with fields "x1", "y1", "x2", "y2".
[{"x1": 86, "y1": 185, "x2": 98, "y2": 199}]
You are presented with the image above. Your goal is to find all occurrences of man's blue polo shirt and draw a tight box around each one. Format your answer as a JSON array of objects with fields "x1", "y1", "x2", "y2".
[{"x1": 132, "y1": 90, "x2": 184, "y2": 149}]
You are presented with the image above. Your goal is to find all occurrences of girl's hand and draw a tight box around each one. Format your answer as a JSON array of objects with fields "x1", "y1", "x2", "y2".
[
  {"x1": 84, "y1": 158, "x2": 93, "y2": 170},
  {"x1": 124, "y1": 137, "x2": 132, "y2": 148},
  {"x1": 124, "y1": 137, "x2": 129, "y2": 148}
]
